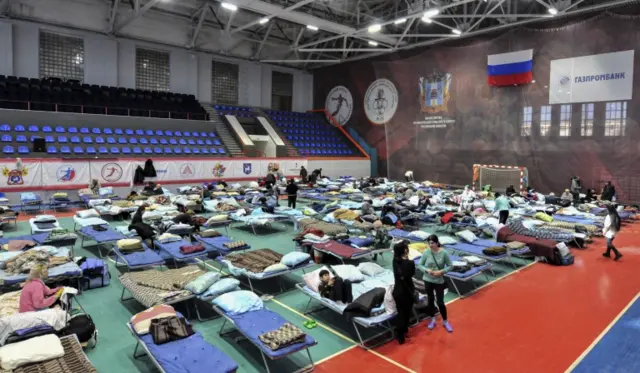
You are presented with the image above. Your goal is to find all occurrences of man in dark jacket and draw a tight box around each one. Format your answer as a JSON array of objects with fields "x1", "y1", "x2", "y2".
[
  {"x1": 265, "y1": 173, "x2": 276, "y2": 189},
  {"x1": 601, "y1": 181, "x2": 616, "y2": 201},
  {"x1": 285, "y1": 179, "x2": 299, "y2": 208},
  {"x1": 299, "y1": 166, "x2": 308, "y2": 183},
  {"x1": 312, "y1": 168, "x2": 322, "y2": 179}
]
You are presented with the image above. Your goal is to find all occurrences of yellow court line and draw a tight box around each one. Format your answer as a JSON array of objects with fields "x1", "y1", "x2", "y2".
[
  {"x1": 564, "y1": 292, "x2": 640, "y2": 372},
  {"x1": 368, "y1": 349, "x2": 418, "y2": 373}
]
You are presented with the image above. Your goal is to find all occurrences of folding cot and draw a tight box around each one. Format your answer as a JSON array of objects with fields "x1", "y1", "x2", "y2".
[
  {"x1": 202, "y1": 219, "x2": 233, "y2": 235},
  {"x1": 153, "y1": 238, "x2": 217, "y2": 266},
  {"x1": 72, "y1": 214, "x2": 109, "y2": 230},
  {"x1": 444, "y1": 239, "x2": 530, "y2": 269},
  {"x1": 76, "y1": 224, "x2": 124, "y2": 257},
  {"x1": 49, "y1": 194, "x2": 73, "y2": 212},
  {"x1": 20, "y1": 192, "x2": 43, "y2": 214},
  {"x1": 193, "y1": 235, "x2": 251, "y2": 255},
  {"x1": 413, "y1": 254, "x2": 493, "y2": 297},
  {"x1": 4, "y1": 335, "x2": 98, "y2": 373},
  {"x1": 0, "y1": 247, "x2": 82, "y2": 290},
  {"x1": 0, "y1": 212, "x2": 18, "y2": 230},
  {"x1": 113, "y1": 241, "x2": 165, "y2": 270},
  {"x1": 118, "y1": 272, "x2": 195, "y2": 308},
  {"x1": 213, "y1": 306, "x2": 316, "y2": 373},
  {"x1": 311, "y1": 240, "x2": 374, "y2": 264},
  {"x1": 28, "y1": 217, "x2": 61, "y2": 234},
  {"x1": 215, "y1": 256, "x2": 314, "y2": 294},
  {"x1": 127, "y1": 313, "x2": 238, "y2": 373},
  {"x1": 231, "y1": 212, "x2": 291, "y2": 235}
]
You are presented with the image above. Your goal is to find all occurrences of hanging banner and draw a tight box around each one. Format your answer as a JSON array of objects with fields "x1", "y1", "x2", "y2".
[
  {"x1": 201, "y1": 160, "x2": 233, "y2": 180},
  {"x1": 89, "y1": 160, "x2": 132, "y2": 185},
  {"x1": 233, "y1": 159, "x2": 261, "y2": 179},
  {"x1": 42, "y1": 161, "x2": 90, "y2": 188},
  {"x1": 0, "y1": 160, "x2": 41, "y2": 188},
  {"x1": 280, "y1": 160, "x2": 307, "y2": 176}
]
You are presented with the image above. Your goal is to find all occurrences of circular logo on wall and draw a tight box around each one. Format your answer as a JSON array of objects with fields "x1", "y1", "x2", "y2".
[
  {"x1": 56, "y1": 165, "x2": 76, "y2": 182},
  {"x1": 101, "y1": 163, "x2": 123, "y2": 182},
  {"x1": 325, "y1": 86, "x2": 353, "y2": 126},
  {"x1": 364, "y1": 78, "x2": 399, "y2": 125},
  {"x1": 180, "y1": 164, "x2": 195, "y2": 177},
  {"x1": 559, "y1": 76, "x2": 571, "y2": 86}
]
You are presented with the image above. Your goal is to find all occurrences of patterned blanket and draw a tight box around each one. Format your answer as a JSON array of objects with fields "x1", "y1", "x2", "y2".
[
  {"x1": 226, "y1": 249, "x2": 282, "y2": 273},
  {"x1": 258, "y1": 322, "x2": 306, "y2": 351},
  {"x1": 128, "y1": 266, "x2": 204, "y2": 291}
]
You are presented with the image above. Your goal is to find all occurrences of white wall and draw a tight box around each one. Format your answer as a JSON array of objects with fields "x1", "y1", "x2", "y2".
[
  {"x1": 0, "y1": 20, "x2": 314, "y2": 110},
  {"x1": 307, "y1": 159, "x2": 371, "y2": 179}
]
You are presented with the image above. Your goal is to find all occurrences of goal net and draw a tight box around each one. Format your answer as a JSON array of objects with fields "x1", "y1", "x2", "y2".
[{"x1": 472, "y1": 164, "x2": 529, "y2": 193}]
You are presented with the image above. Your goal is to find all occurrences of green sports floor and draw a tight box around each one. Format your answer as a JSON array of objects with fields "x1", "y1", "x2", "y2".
[{"x1": 4, "y1": 204, "x2": 531, "y2": 373}]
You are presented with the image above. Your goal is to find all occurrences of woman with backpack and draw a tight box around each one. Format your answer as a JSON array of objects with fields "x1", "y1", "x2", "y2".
[
  {"x1": 602, "y1": 204, "x2": 623, "y2": 261},
  {"x1": 417, "y1": 235, "x2": 453, "y2": 333}
]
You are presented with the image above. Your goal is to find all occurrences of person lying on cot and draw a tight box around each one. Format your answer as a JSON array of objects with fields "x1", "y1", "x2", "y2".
[
  {"x1": 318, "y1": 269, "x2": 353, "y2": 304},
  {"x1": 19, "y1": 264, "x2": 63, "y2": 313},
  {"x1": 126, "y1": 190, "x2": 139, "y2": 201}
]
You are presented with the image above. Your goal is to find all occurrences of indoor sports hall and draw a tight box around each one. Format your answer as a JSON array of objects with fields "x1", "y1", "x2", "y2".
[{"x1": 0, "y1": 1, "x2": 639, "y2": 372}]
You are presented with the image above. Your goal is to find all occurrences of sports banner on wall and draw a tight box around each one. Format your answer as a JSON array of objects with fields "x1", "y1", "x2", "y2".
[
  {"x1": 0, "y1": 161, "x2": 41, "y2": 188},
  {"x1": 549, "y1": 50, "x2": 634, "y2": 104},
  {"x1": 42, "y1": 161, "x2": 90, "y2": 187},
  {"x1": 90, "y1": 161, "x2": 132, "y2": 185}
]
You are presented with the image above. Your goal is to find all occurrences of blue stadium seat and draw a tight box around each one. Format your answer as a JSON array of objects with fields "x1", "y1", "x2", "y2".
[
  {"x1": 98, "y1": 147, "x2": 108, "y2": 154},
  {"x1": 169, "y1": 139, "x2": 177, "y2": 145},
  {"x1": 218, "y1": 148, "x2": 226, "y2": 154},
  {"x1": 45, "y1": 136, "x2": 54, "y2": 143},
  {"x1": 175, "y1": 131, "x2": 182, "y2": 137},
  {"x1": 205, "y1": 139, "x2": 212, "y2": 145},
  {"x1": 192, "y1": 148, "x2": 200, "y2": 154},
  {"x1": 67, "y1": 127, "x2": 77, "y2": 133},
  {"x1": 164, "y1": 147, "x2": 172, "y2": 154},
  {"x1": 2, "y1": 135, "x2": 12, "y2": 143},
  {"x1": 121, "y1": 147, "x2": 131, "y2": 154},
  {"x1": 179, "y1": 139, "x2": 186, "y2": 145},
  {"x1": 28, "y1": 125, "x2": 38, "y2": 132},
  {"x1": 133, "y1": 147, "x2": 142, "y2": 154},
  {"x1": 200, "y1": 132, "x2": 207, "y2": 137},
  {"x1": 86, "y1": 147, "x2": 96, "y2": 154},
  {"x1": 47, "y1": 146, "x2": 57, "y2": 154},
  {"x1": 174, "y1": 147, "x2": 182, "y2": 154},
  {"x1": 107, "y1": 137, "x2": 116, "y2": 144},
  {"x1": 58, "y1": 136, "x2": 67, "y2": 143},
  {"x1": 201, "y1": 148, "x2": 209, "y2": 154},
  {"x1": 184, "y1": 131, "x2": 191, "y2": 137},
  {"x1": 73, "y1": 146, "x2": 84, "y2": 154},
  {"x1": 187, "y1": 139, "x2": 195, "y2": 145},
  {"x1": 70, "y1": 136, "x2": 80, "y2": 144},
  {"x1": 60, "y1": 146, "x2": 71, "y2": 155},
  {"x1": 155, "y1": 130, "x2": 163, "y2": 136},
  {"x1": 135, "y1": 129, "x2": 143, "y2": 136},
  {"x1": 208, "y1": 132, "x2": 216, "y2": 137},
  {"x1": 150, "y1": 138, "x2": 158, "y2": 145},
  {"x1": 125, "y1": 129, "x2": 134, "y2": 135},
  {"x1": 145, "y1": 130, "x2": 154, "y2": 136},
  {"x1": 95, "y1": 137, "x2": 104, "y2": 144},
  {"x1": 92, "y1": 128, "x2": 101, "y2": 134},
  {"x1": 139, "y1": 138, "x2": 148, "y2": 145},
  {"x1": 104, "y1": 128, "x2": 113, "y2": 135},
  {"x1": 14, "y1": 125, "x2": 25, "y2": 132},
  {"x1": 2, "y1": 146, "x2": 13, "y2": 154},
  {"x1": 18, "y1": 146, "x2": 28, "y2": 154},
  {"x1": 213, "y1": 139, "x2": 221, "y2": 146},
  {"x1": 210, "y1": 148, "x2": 217, "y2": 154},
  {"x1": 159, "y1": 138, "x2": 167, "y2": 145},
  {"x1": 154, "y1": 147, "x2": 162, "y2": 154},
  {"x1": 114, "y1": 129, "x2": 123, "y2": 135},
  {"x1": 83, "y1": 137, "x2": 93, "y2": 144},
  {"x1": 30, "y1": 136, "x2": 41, "y2": 142},
  {"x1": 192, "y1": 132, "x2": 199, "y2": 138},
  {"x1": 80, "y1": 128, "x2": 89, "y2": 134},
  {"x1": 110, "y1": 147, "x2": 120, "y2": 154},
  {"x1": 143, "y1": 147, "x2": 152, "y2": 154},
  {"x1": 42, "y1": 126, "x2": 52, "y2": 133},
  {"x1": 183, "y1": 147, "x2": 191, "y2": 154},
  {"x1": 196, "y1": 139, "x2": 204, "y2": 145},
  {"x1": 16, "y1": 135, "x2": 26, "y2": 143},
  {"x1": 164, "y1": 130, "x2": 173, "y2": 136},
  {"x1": 0, "y1": 124, "x2": 10, "y2": 132},
  {"x1": 119, "y1": 138, "x2": 128, "y2": 144}
]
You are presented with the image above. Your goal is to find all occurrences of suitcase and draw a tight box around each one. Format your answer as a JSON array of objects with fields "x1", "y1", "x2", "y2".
[
  {"x1": 78, "y1": 258, "x2": 111, "y2": 290},
  {"x1": 59, "y1": 312, "x2": 98, "y2": 348}
]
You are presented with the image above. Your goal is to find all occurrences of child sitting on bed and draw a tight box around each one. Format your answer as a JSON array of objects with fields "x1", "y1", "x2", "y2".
[{"x1": 318, "y1": 270, "x2": 353, "y2": 304}]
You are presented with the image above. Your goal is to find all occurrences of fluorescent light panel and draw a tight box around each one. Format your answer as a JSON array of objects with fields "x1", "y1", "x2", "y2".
[
  {"x1": 368, "y1": 24, "x2": 382, "y2": 33},
  {"x1": 424, "y1": 9, "x2": 440, "y2": 18},
  {"x1": 259, "y1": 17, "x2": 269, "y2": 24},
  {"x1": 221, "y1": 2, "x2": 237, "y2": 11},
  {"x1": 548, "y1": 7, "x2": 558, "y2": 15},
  {"x1": 306, "y1": 25, "x2": 318, "y2": 31},
  {"x1": 421, "y1": 16, "x2": 433, "y2": 23},
  {"x1": 394, "y1": 18, "x2": 407, "y2": 25},
  {"x1": 368, "y1": 41, "x2": 378, "y2": 46},
  {"x1": 452, "y1": 29, "x2": 462, "y2": 35}
]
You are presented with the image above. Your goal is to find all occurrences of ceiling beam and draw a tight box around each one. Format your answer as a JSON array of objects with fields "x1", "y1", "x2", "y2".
[
  {"x1": 189, "y1": 6, "x2": 208, "y2": 48},
  {"x1": 107, "y1": 0, "x2": 121, "y2": 34},
  {"x1": 468, "y1": 0, "x2": 506, "y2": 33},
  {"x1": 113, "y1": 0, "x2": 163, "y2": 34},
  {"x1": 253, "y1": 23, "x2": 274, "y2": 59},
  {"x1": 230, "y1": 0, "x2": 317, "y2": 35}
]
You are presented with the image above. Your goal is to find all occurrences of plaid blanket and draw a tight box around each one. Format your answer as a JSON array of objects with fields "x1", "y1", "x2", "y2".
[
  {"x1": 258, "y1": 322, "x2": 306, "y2": 351},
  {"x1": 226, "y1": 249, "x2": 282, "y2": 273}
]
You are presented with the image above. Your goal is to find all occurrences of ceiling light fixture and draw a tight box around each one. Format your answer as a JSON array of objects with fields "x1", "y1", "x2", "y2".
[
  {"x1": 368, "y1": 24, "x2": 382, "y2": 33},
  {"x1": 368, "y1": 41, "x2": 378, "y2": 46},
  {"x1": 424, "y1": 9, "x2": 440, "y2": 18},
  {"x1": 221, "y1": 2, "x2": 237, "y2": 11},
  {"x1": 259, "y1": 17, "x2": 270, "y2": 24},
  {"x1": 548, "y1": 7, "x2": 558, "y2": 15},
  {"x1": 452, "y1": 29, "x2": 462, "y2": 36},
  {"x1": 421, "y1": 16, "x2": 433, "y2": 24},
  {"x1": 394, "y1": 18, "x2": 407, "y2": 25},
  {"x1": 306, "y1": 25, "x2": 318, "y2": 31}
]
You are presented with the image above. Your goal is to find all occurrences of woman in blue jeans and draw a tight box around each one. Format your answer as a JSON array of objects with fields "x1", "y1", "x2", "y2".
[{"x1": 602, "y1": 205, "x2": 623, "y2": 261}]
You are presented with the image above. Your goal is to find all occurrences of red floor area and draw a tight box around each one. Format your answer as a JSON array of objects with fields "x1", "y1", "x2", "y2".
[
  {"x1": 313, "y1": 347, "x2": 408, "y2": 373},
  {"x1": 322, "y1": 221, "x2": 640, "y2": 373}
]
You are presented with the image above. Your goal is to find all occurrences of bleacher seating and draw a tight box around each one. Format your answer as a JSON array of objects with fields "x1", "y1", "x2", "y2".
[
  {"x1": 0, "y1": 123, "x2": 228, "y2": 158},
  {"x1": 215, "y1": 105, "x2": 258, "y2": 118},
  {"x1": 0, "y1": 75, "x2": 208, "y2": 120},
  {"x1": 264, "y1": 110, "x2": 360, "y2": 157}
]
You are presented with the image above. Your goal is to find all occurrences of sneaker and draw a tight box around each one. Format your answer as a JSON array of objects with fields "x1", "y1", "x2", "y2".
[
  {"x1": 602, "y1": 253, "x2": 611, "y2": 258},
  {"x1": 427, "y1": 319, "x2": 436, "y2": 330},
  {"x1": 615, "y1": 254, "x2": 623, "y2": 261},
  {"x1": 443, "y1": 321, "x2": 453, "y2": 333}
]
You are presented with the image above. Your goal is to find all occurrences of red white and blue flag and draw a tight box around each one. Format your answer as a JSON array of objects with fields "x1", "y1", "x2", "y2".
[{"x1": 487, "y1": 49, "x2": 533, "y2": 86}]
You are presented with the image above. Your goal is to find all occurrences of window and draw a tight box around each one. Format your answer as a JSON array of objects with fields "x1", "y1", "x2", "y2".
[
  {"x1": 135, "y1": 48, "x2": 170, "y2": 92},
  {"x1": 521, "y1": 106, "x2": 532, "y2": 136},
  {"x1": 211, "y1": 61, "x2": 239, "y2": 105},
  {"x1": 581, "y1": 103, "x2": 594, "y2": 136},
  {"x1": 540, "y1": 105, "x2": 552, "y2": 136},
  {"x1": 604, "y1": 101, "x2": 627, "y2": 137},
  {"x1": 559, "y1": 104, "x2": 571, "y2": 137},
  {"x1": 39, "y1": 31, "x2": 84, "y2": 81},
  {"x1": 271, "y1": 71, "x2": 293, "y2": 111}
]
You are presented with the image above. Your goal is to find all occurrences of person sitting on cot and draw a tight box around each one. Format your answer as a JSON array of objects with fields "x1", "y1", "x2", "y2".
[
  {"x1": 19, "y1": 264, "x2": 63, "y2": 313},
  {"x1": 318, "y1": 269, "x2": 353, "y2": 304},
  {"x1": 561, "y1": 189, "x2": 573, "y2": 202}
]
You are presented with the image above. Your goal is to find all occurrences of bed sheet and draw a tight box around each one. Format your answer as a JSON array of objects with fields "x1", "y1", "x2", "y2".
[
  {"x1": 343, "y1": 236, "x2": 374, "y2": 248},
  {"x1": 137, "y1": 329, "x2": 237, "y2": 373},
  {"x1": 154, "y1": 239, "x2": 214, "y2": 260},
  {"x1": 29, "y1": 219, "x2": 60, "y2": 233},
  {"x1": 0, "y1": 262, "x2": 81, "y2": 286},
  {"x1": 73, "y1": 215, "x2": 109, "y2": 227},
  {"x1": 225, "y1": 308, "x2": 315, "y2": 358},
  {"x1": 79, "y1": 226, "x2": 125, "y2": 243},
  {"x1": 552, "y1": 215, "x2": 597, "y2": 225},
  {"x1": 313, "y1": 241, "x2": 369, "y2": 259}
]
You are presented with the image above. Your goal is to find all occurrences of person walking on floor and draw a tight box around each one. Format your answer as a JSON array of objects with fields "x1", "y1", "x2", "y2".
[
  {"x1": 602, "y1": 204, "x2": 623, "y2": 261},
  {"x1": 494, "y1": 192, "x2": 510, "y2": 225},
  {"x1": 391, "y1": 240, "x2": 416, "y2": 344},
  {"x1": 418, "y1": 235, "x2": 453, "y2": 333},
  {"x1": 286, "y1": 179, "x2": 299, "y2": 208}
]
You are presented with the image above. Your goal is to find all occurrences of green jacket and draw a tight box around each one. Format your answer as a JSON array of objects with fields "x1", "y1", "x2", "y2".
[{"x1": 417, "y1": 249, "x2": 453, "y2": 284}]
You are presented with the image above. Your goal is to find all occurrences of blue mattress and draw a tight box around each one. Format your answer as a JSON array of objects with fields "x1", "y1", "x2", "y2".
[
  {"x1": 388, "y1": 229, "x2": 412, "y2": 239},
  {"x1": 195, "y1": 236, "x2": 250, "y2": 255},
  {"x1": 80, "y1": 226, "x2": 125, "y2": 243},
  {"x1": 154, "y1": 239, "x2": 214, "y2": 261},
  {"x1": 552, "y1": 215, "x2": 596, "y2": 225},
  {"x1": 138, "y1": 329, "x2": 237, "y2": 373},
  {"x1": 470, "y1": 239, "x2": 502, "y2": 248},
  {"x1": 445, "y1": 255, "x2": 491, "y2": 279},
  {"x1": 343, "y1": 236, "x2": 374, "y2": 248},
  {"x1": 114, "y1": 243, "x2": 164, "y2": 268},
  {"x1": 225, "y1": 308, "x2": 316, "y2": 358},
  {"x1": 0, "y1": 261, "x2": 81, "y2": 286}
]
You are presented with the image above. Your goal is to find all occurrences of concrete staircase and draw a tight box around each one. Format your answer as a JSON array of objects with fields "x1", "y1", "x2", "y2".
[
  {"x1": 253, "y1": 108, "x2": 299, "y2": 157},
  {"x1": 201, "y1": 104, "x2": 244, "y2": 157}
]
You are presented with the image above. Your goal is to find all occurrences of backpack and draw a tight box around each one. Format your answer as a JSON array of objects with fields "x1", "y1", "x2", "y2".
[
  {"x1": 77, "y1": 258, "x2": 111, "y2": 289},
  {"x1": 60, "y1": 312, "x2": 97, "y2": 348}
]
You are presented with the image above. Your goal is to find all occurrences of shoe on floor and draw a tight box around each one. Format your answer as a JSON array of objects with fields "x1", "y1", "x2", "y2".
[
  {"x1": 427, "y1": 319, "x2": 436, "y2": 330},
  {"x1": 615, "y1": 254, "x2": 623, "y2": 261},
  {"x1": 443, "y1": 321, "x2": 453, "y2": 333},
  {"x1": 602, "y1": 253, "x2": 611, "y2": 258}
]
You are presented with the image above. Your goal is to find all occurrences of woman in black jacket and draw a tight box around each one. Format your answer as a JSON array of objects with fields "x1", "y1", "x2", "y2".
[
  {"x1": 131, "y1": 205, "x2": 146, "y2": 225},
  {"x1": 392, "y1": 240, "x2": 416, "y2": 344}
]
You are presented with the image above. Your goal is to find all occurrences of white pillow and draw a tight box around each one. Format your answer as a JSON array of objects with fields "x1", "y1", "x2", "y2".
[
  {"x1": 438, "y1": 236, "x2": 458, "y2": 245},
  {"x1": 408, "y1": 230, "x2": 429, "y2": 241},
  {"x1": 34, "y1": 214, "x2": 56, "y2": 223},
  {"x1": 455, "y1": 230, "x2": 477, "y2": 243},
  {"x1": 303, "y1": 266, "x2": 332, "y2": 292},
  {"x1": 207, "y1": 215, "x2": 229, "y2": 224},
  {"x1": 0, "y1": 334, "x2": 64, "y2": 370},
  {"x1": 77, "y1": 209, "x2": 99, "y2": 219},
  {"x1": 357, "y1": 262, "x2": 385, "y2": 277},
  {"x1": 383, "y1": 284, "x2": 397, "y2": 314},
  {"x1": 331, "y1": 264, "x2": 365, "y2": 282},
  {"x1": 264, "y1": 263, "x2": 288, "y2": 273}
]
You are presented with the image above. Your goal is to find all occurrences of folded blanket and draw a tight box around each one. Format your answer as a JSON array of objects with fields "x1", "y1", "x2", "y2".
[
  {"x1": 179, "y1": 245, "x2": 205, "y2": 255},
  {"x1": 258, "y1": 322, "x2": 306, "y2": 351},
  {"x1": 225, "y1": 249, "x2": 282, "y2": 273},
  {"x1": 482, "y1": 246, "x2": 507, "y2": 256},
  {"x1": 129, "y1": 266, "x2": 204, "y2": 291},
  {"x1": 223, "y1": 241, "x2": 249, "y2": 250},
  {"x1": 117, "y1": 239, "x2": 143, "y2": 253}
]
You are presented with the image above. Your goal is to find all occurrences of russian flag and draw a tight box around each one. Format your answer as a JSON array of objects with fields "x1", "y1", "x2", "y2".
[{"x1": 487, "y1": 49, "x2": 533, "y2": 86}]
